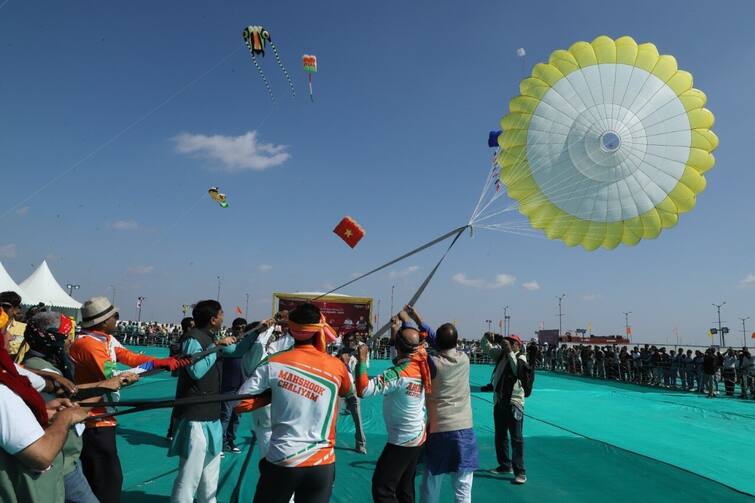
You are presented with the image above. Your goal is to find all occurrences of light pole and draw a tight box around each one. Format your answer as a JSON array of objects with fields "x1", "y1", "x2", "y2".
[
  {"x1": 623, "y1": 311, "x2": 632, "y2": 341},
  {"x1": 137, "y1": 297, "x2": 146, "y2": 323},
  {"x1": 389, "y1": 284, "x2": 395, "y2": 315},
  {"x1": 109, "y1": 285, "x2": 117, "y2": 306},
  {"x1": 216, "y1": 276, "x2": 222, "y2": 302},
  {"x1": 557, "y1": 294, "x2": 566, "y2": 336},
  {"x1": 66, "y1": 283, "x2": 80, "y2": 296},
  {"x1": 739, "y1": 317, "x2": 750, "y2": 348},
  {"x1": 503, "y1": 305, "x2": 510, "y2": 338},
  {"x1": 485, "y1": 319, "x2": 493, "y2": 332},
  {"x1": 245, "y1": 293, "x2": 250, "y2": 319},
  {"x1": 712, "y1": 302, "x2": 726, "y2": 346}
]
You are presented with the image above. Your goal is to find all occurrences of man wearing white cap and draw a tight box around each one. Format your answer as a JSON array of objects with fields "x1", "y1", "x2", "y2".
[{"x1": 70, "y1": 297, "x2": 182, "y2": 503}]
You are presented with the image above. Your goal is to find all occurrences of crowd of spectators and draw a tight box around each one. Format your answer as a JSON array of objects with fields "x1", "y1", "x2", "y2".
[
  {"x1": 111, "y1": 321, "x2": 755, "y2": 401},
  {"x1": 531, "y1": 342, "x2": 754, "y2": 400}
]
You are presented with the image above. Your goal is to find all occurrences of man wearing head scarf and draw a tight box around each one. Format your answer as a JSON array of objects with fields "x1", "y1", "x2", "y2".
[
  {"x1": 0, "y1": 307, "x2": 91, "y2": 503},
  {"x1": 401, "y1": 306, "x2": 478, "y2": 503},
  {"x1": 23, "y1": 311, "x2": 140, "y2": 503},
  {"x1": 235, "y1": 303, "x2": 353, "y2": 503},
  {"x1": 70, "y1": 297, "x2": 183, "y2": 503},
  {"x1": 481, "y1": 332, "x2": 529, "y2": 485},
  {"x1": 356, "y1": 314, "x2": 432, "y2": 503}
]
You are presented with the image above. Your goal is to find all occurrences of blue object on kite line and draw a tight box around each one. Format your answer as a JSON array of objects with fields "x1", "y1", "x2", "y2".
[{"x1": 488, "y1": 130, "x2": 502, "y2": 148}]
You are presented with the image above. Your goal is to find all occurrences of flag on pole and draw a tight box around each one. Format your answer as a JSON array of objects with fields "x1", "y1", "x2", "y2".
[
  {"x1": 235, "y1": 306, "x2": 243, "y2": 316},
  {"x1": 707, "y1": 329, "x2": 714, "y2": 338}
]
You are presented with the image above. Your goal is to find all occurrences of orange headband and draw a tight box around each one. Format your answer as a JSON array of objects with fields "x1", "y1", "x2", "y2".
[{"x1": 288, "y1": 314, "x2": 337, "y2": 352}]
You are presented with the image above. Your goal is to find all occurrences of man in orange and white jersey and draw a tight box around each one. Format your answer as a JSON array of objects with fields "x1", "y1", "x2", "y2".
[
  {"x1": 356, "y1": 318, "x2": 432, "y2": 503},
  {"x1": 235, "y1": 303, "x2": 353, "y2": 503}
]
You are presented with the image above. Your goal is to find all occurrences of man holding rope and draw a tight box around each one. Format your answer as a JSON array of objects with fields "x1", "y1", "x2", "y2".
[
  {"x1": 235, "y1": 302, "x2": 352, "y2": 503},
  {"x1": 69, "y1": 297, "x2": 183, "y2": 503},
  {"x1": 169, "y1": 300, "x2": 239, "y2": 502},
  {"x1": 356, "y1": 315, "x2": 431, "y2": 503}
]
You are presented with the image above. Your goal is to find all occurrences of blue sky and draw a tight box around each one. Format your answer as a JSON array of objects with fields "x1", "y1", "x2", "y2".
[{"x1": 2, "y1": 0, "x2": 754, "y2": 346}]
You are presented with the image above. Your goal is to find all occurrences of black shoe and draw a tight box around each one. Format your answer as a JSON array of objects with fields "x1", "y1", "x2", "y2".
[
  {"x1": 492, "y1": 465, "x2": 512, "y2": 474},
  {"x1": 480, "y1": 383, "x2": 494, "y2": 392}
]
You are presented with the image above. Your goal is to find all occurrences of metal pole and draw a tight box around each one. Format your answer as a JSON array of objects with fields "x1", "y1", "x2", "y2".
[
  {"x1": 739, "y1": 317, "x2": 750, "y2": 348},
  {"x1": 713, "y1": 302, "x2": 725, "y2": 346},
  {"x1": 503, "y1": 305, "x2": 510, "y2": 338},
  {"x1": 623, "y1": 311, "x2": 632, "y2": 341},
  {"x1": 216, "y1": 276, "x2": 222, "y2": 302},
  {"x1": 137, "y1": 297, "x2": 145, "y2": 323},
  {"x1": 389, "y1": 284, "x2": 395, "y2": 315},
  {"x1": 557, "y1": 294, "x2": 566, "y2": 336},
  {"x1": 245, "y1": 293, "x2": 250, "y2": 319},
  {"x1": 110, "y1": 285, "x2": 117, "y2": 306}
]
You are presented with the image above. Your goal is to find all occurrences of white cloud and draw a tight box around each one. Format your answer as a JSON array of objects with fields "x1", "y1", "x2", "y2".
[
  {"x1": 389, "y1": 266, "x2": 419, "y2": 280},
  {"x1": 739, "y1": 274, "x2": 755, "y2": 287},
  {"x1": 258, "y1": 264, "x2": 273, "y2": 273},
  {"x1": 173, "y1": 131, "x2": 290, "y2": 172},
  {"x1": 111, "y1": 220, "x2": 139, "y2": 231},
  {"x1": 452, "y1": 272, "x2": 516, "y2": 289},
  {"x1": 581, "y1": 293, "x2": 601, "y2": 302},
  {"x1": 522, "y1": 281, "x2": 540, "y2": 291},
  {"x1": 128, "y1": 265, "x2": 154, "y2": 275},
  {"x1": 0, "y1": 244, "x2": 16, "y2": 258},
  {"x1": 16, "y1": 207, "x2": 29, "y2": 216}
]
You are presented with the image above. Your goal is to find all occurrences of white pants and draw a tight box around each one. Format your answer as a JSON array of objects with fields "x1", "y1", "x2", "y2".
[
  {"x1": 420, "y1": 470, "x2": 474, "y2": 503},
  {"x1": 252, "y1": 405, "x2": 273, "y2": 459},
  {"x1": 171, "y1": 421, "x2": 221, "y2": 503}
]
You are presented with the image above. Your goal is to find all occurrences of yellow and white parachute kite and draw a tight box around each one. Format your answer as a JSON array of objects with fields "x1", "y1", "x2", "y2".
[{"x1": 482, "y1": 36, "x2": 718, "y2": 250}]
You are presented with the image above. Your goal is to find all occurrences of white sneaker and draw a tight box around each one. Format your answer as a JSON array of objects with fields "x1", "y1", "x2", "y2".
[{"x1": 514, "y1": 474, "x2": 527, "y2": 485}]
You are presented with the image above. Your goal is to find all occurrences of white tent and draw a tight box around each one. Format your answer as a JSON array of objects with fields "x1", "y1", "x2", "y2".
[
  {"x1": 20, "y1": 261, "x2": 82, "y2": 312},
  {"x1": 0, "y1": 261, "x2": 29, "y2": 300}
]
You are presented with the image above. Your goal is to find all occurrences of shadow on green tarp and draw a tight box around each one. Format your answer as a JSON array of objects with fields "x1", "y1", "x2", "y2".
[{"x1": 116, "y1": 347, "x2": 754, "y2": 502}]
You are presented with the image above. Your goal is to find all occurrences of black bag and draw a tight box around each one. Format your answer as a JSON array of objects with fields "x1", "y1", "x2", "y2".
[{"x1": 517, "y1": 359, "x2": 535, "y2": 397}]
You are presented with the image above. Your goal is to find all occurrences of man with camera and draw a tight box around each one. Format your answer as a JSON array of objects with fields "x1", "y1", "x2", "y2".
[{"x1": 481, "y1": 332, "x2": 529, "y2": 485}]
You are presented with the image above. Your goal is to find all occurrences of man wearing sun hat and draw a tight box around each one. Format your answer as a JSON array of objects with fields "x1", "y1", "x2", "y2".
[
  {"x1": 70, "y1": 296, "x2": 182, "y2": 503},
  {"x1": 481, "y1": 332, "x2": 528, "y2": 485}
]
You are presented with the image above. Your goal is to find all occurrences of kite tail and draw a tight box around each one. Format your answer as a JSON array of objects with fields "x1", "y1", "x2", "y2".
[
  {"x1": 269, "y1": 41, "x2": 296, "y2": 98},
  {"x1": 250, "y1": 53, "x2": 276, "y2": 103}
]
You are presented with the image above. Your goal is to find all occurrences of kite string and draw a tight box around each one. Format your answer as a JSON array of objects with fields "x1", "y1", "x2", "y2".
[{"x1": 1, "y1": 45, "x2": 243, "y2": 220}]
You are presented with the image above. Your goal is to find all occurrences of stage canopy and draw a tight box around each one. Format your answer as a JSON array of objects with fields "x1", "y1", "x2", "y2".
[
  {"x1": 0, "y1": 261, "x2": 29, "y2": 300},
  {"x1": 20, "y1": 260, "x2": 82, "y2": 317}
]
